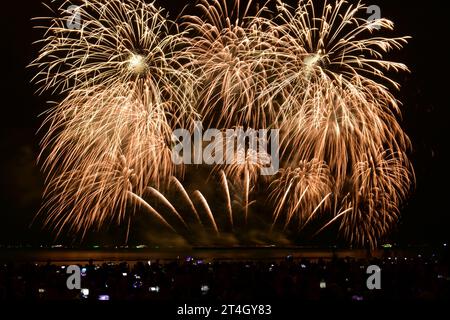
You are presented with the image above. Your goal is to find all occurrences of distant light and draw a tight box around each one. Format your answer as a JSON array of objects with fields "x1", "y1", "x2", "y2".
[
  {"x1": 98, "y1": 295, "x2": 110, "y2": 301},
  {"x1": 149, "y1": 286, "x2": 160, "y2": 293},
  {"x1": 351, "y1": 295, "x2": 364, "y2": 301},
  {"x1": 201, "y1": 285, "x2": 209, "y2": 293},
  {"x1": 81, "y1": 288, "x2": 89, "y2": 297},
  {"x1": 122, "y1": 272, "x2": 127, "y2": 277},
  {"x1": 444, "y1": 243, "x2": 448, "y2": 247},
  {"x1": 38, "y1": 288, "x2": 45, "y2": 294},
  {"x1": 320, "y1": 281, "x2": 326, "y2": 289}
]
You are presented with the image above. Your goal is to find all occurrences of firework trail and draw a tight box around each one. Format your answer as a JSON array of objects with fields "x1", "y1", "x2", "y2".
[
  {"x1": 140, "y1": 175, "x2": 233, "y2": 242},
  {"x1": 193, "y1": 190, "x2": 220, "y2": 235},
  {"x1": 140, "y1": 173, "x2": 282, "y2": 245},
  {"x1": 145, "y1": 186, "x2": 188, "y2": 229},
  {"x1": 220, "y1": 170, "x2": 234, "y2": 228},
  {"x1": 128, "y1": 191, "x2": 175, "y2": 232},
  {"x1": 170, "y1": 176, "x2": 202, "y2": 225},
  {"x1": 221, "y1": 148, "x2": 271, "y2": 222}
]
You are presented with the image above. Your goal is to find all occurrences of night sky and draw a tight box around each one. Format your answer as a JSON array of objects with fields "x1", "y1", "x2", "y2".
[{"x1": 0, "y1": 0, "x2": 448, "y2": 246}]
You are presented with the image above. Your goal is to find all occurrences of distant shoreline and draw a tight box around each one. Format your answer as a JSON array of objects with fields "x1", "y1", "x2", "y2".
[{"x1": 0, "y1": 245, "x2": 443, "y2": 264}]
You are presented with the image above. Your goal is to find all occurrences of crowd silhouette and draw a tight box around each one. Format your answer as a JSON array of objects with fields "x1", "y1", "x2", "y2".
[{"x1": 0, "y1": 251, "x2": 448, "y2": 301}]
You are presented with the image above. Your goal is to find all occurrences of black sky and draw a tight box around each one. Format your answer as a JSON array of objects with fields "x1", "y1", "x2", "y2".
[{"x1": 0, "y1": 0, "x2": 449, "y2": 246}]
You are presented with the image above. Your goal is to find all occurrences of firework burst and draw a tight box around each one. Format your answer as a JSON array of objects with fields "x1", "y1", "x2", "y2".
[
  {"x1": 31, "y1": 0, "x2": 414, "y2": 249},
  {"x1": 32, "y1": 0, "x2": 192, "y2": 98},
  {"x1": 32, "y1": 0, "x2": 196, "y2": 237},
  {"x1": 270, "y1": 159, "x2": 333, "y2": 230},
  {"x1": 266, "y1": 0, "x2": 413, "y2": 248},
  {"x1": 39, "y1": 84, "x2": 175, "y2": 236},
  {"x1": 337, "y1": 149, "x2": 413, "y2": 248},
  {"x1": 180, "y1": 0, "x2": 279, "y2": 129}
]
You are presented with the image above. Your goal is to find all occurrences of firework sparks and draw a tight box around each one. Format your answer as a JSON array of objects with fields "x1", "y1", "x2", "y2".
[
  {"x1": 31, "y1": 0, "x2": 414, "y2": 249},
  {"x1": 266, "y1": 0, "x2": 413, "y2": 248},
  {"x1": 221, "y1": 148, "x2": 271, "y2": 222},
  {"x1": 33, "y1": 0, "x2": 195, "y2": 236},
  {"x1": 337, "y1": 150, "x2": 413, "y2": 248},
  {"x1": 270, "y1": 159, "x2": 333, "y2": 230},
  {"x1": 180, "y1": 0, "x2": 279, "y2": 129}
]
